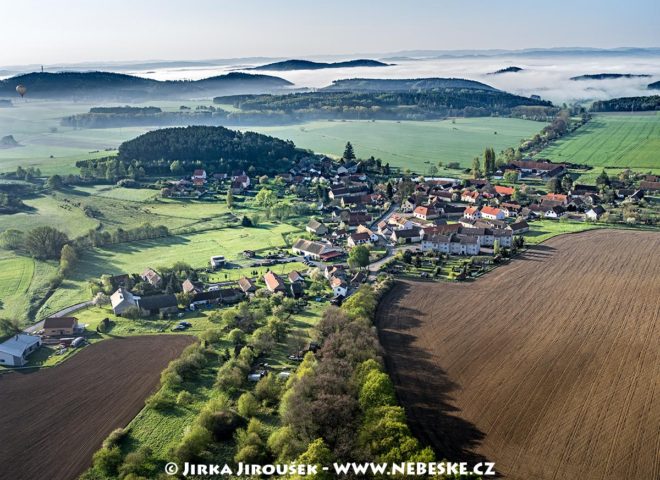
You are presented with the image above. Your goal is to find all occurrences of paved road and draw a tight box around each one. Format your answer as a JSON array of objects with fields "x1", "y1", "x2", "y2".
[{"x1": 24, "y1": 301, "x2": 92, "y2": 333}]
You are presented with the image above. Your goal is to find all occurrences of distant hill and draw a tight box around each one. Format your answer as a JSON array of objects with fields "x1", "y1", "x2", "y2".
[
  {"x1": 590, "y1": 95, "x2": 660, "y2": 112},
  {"x1": 0, "y1": 135, "x2": 19, "y2": 148},
  {"x1": 252, "y1": 59, "x2": 390, "y2": 71},
  {"x1": 0, "y1": 71, "x2": 293, "y2": 100},
  {"x1": 322, "y1": 77, "x2": 497, "y2": 92},
  {"x1": 648, "y1": 81, "x2": 660, "y2": 90},
  {"x1": 488, "y1": 66, "x2": 523, "y2": 75},
  {"x1": 570, "y1": 73, "x2": 651, "y2": 81}
]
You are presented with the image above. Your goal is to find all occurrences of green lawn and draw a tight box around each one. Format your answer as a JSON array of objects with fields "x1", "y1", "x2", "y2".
[
  {"x1": 246, "y1": 118, "x2": 545, "y2": 173},
  {"x1": 537, "y1": 114, "x2": 660, "y2": 169},
  {"x1": 523, "y1": 220, "x2": 600, "y2": 244},
  {"x1": 38, "y1": 223, "x2": 301, "y2": 318}
]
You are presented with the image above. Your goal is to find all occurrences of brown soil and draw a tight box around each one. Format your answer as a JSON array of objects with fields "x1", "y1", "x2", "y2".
[
  {"x1": 377, "y1": 230, "x2": 659, "y2": 480},
  {"x1": 0, "y1": 335, "x2": 194, "y2": 480}
]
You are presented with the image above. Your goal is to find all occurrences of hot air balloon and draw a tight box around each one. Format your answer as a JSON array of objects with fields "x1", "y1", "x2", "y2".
[{"x1": 16, "y1": 84, "x2": 27, "y2": 98}]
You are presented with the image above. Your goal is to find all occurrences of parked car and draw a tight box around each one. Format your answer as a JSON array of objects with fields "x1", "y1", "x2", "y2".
[
  {"x1": 171, "y1": 325, "x2": 187, "y2": 331},
  {"x1": 179, "y1": 321, "x2": 192, "y2": 328}
]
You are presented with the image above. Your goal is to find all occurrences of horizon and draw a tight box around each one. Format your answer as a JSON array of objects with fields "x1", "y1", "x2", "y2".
[{"x1": 1, "y1": 0, "x2": 658, "y2": 66}]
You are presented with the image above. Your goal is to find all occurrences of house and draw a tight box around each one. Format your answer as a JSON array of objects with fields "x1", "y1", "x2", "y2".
[
  {"x1": 413, "y1": 205, "x2": 439, "y2": 221},
  {"x1": 464, "y1": 206, "x2": 481, "y2": 220},
  {"x1": 111, "y1": 288, "x2": 139, "y2": 315},
  {"x1": 292, "y1": 239, "x2": 337, "y2": 260},
  {"x1": 140, "y1": 268, "x2": 162, "y2": 288},
  {"x1": 324, "y1": 264, "x2": 345, "y2": 280},
  {"x1": 190, "y1": 290, "x2": 224, "y2": 309},
  {"x1": 510, "y1": 160, "x2": 566, "y2": 179},
  {"x1": 288, "y1": 270, "x2": 305, "y2": 283},
  {"x1": 182, "y1": 279, "x2": 203, "y2": 294},
  {"x1": 0, "y1": 334, "x2": 41, "y2": 367},
  {"x1": 639, "y1": 181, "x2": 660, "y2": 192},
  {"x1": 500, "y1": 202, "x2": 522, "y2": 217},
  {"x1": 461, "y1": 191, "x2": 481, "y2": 203},
  {"x1": 388, "y1": 214, "x2": 413, "y2": 230},
  {"x1": 480, "y1": 206, "x2": 505, "y2": 220},
  {"x1": 586, "y1": 205, "x2": 606, "y2": 221},
  {"x1": 210, "y1": 256, "x2": 226, "y2": 270},
  {"x1": 544, "y1": 205, "x2": 566, "y2": 219},
  {"x1": 219, "y1": 288, "x2": 244, "y2": 304},
  {"x1": 330, "y1": 276, "x2": 348, "y2": 297},
  {"x1": 238, "y1": 276, "x2": 257, "y2": 293},
  {"x1": 136, "y1": 294, "x2": 179, "y2": 316},
  {"x1": 289, "y1": 282, "x2": 304, "y2": 299},
  {"x1": 192, "y1": 169, "x2": 207, "y2": 181},
  {"x1": 421, "y1": 233, "x2": 452, "y2": 253},
  {"x1": 542, "y1": 193, "x2": 569, "y2": 205},
  {"x1": 351, "y1": 271, "x2": 367, "y2": 286},
  {"x1": 347, "y1": 232, "x2": 371, "y2": 247},
  {"x1": 391, "y1": 227, "x2": 422, "y2": 244},
  {"x1": 494, "y1": 185, "x2": 515, "y2": 197},
  {"x1": 43, "y1": 317, "x2": 78, "y2": 336},
  {"x1": 450, "y1": 235, "x2": 480, "y2": 255},
  {"x1": 264, "y1": 271, "x2": 286, "y2": 293},
  {"x1": 306, "y1": 219, "x2": 328, "y2": 236},
  {"x1": 356, "y1": 224, "x2": 379, "y2": 242},
  {"x1": 376, "y1": 220, "x2": 391, "y2": 236},
  {"x1": 509, "y1": 220, "x2": 530, "y2": 234}
]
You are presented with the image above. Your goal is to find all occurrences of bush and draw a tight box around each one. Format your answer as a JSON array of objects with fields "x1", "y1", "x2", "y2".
[
  {"x1": 118, "y1": 446, "x2": 156, "y2": 479},
  {"x1": 237, "y1": 392, "x2": 261, "y2": 417},
  {"x1": 176, "y1": 391, "x2": 194, "y2": 406},
  {"x1": 102, "y1": 427, "x2": 128, "y2": 449},
  {"x1": 91, "y1": 446, "x2": 122, "y2": 477},
  {"x1": 255, "y1": 373, "x2": 282, "y2": 407},
  {"x1": 171, "y1": 424, "x2": 212, "y2": 463},
  {"x1": 145, "y1": 390, "x2": 175, "y2": 410}
]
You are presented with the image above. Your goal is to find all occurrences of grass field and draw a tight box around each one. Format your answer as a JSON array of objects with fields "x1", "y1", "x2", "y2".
[
  {"x1": 38, "y1": 222, "x2": 301, "y2": 318},
  {"x1": 247, "y1": 118, "x2": 545, "y2": 173},
  {"x1": 538, "y1": 114, "x2": 660, "y2": 169}
]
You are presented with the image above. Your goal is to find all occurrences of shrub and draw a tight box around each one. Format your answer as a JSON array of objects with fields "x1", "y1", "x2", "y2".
[
  {"x1": 176, "y1": 391, "x2": 194, "y2": 406},
  {"x1": 237, "y1": 392, "x2": 261, "y2": 417},
  {"x1": 102, "y1": 427, "x2": 128, "y2": 449},
  {"x1": 91, "y1": 446, "x2": 122, "y2": 477},
  {"x1": 171, "y1": 424, "x2": 212, "y2": 464},
  {"x1": 145, "y1": 390, "x2": 175, "y2": 410},
  {"x1": 255, "y1": 373, "x2": 282, "y2": 407}
]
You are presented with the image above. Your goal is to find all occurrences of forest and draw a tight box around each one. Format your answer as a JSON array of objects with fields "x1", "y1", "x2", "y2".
[
  {"x1": 590, "y1": 95, "x2": 660, "y2": 112},
  {"x1": 76, "y1": 126, "x2": 314, "y2": 179}
]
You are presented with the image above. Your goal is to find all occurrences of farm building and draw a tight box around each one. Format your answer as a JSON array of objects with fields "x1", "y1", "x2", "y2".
[
  {"x1": 391, "y1": 228, "x2": 422, "y2": 244},
  {"x1": 210, "y1": 256, "x2": 226, "y2": 269},
  {"x1": 182, "y1": 279, "x2": 203, "y2": 294},
  {"x1": 110, "y1": 288, "x2": 139, "y2": 315},
  {"x1": 219, "y1": 288, "x2": 244, "y2": 304},
  {"x1": 586, "y1": 205, "x2": 606, "y2": 220},
  {"x1": 190, "y1": 290, "x2": 223, "y2": 309},
  {"x1": 413, "y1": 205, "x2": 439, "y2": 221},
  {"x1": 140, "y1": 268, "x2": 162, "y2": 288},
  {"x1": 264, "y1": 271, "x2": 286, "y2": 293},
  {"x1": 136, "y1": 294, "x2": 179, "y2": 316},
  {"x1": 42, "y1": 317, "x2": 79, "y2": 337},
  {"x1": 288, "y1": 270, "x2": 304, "y2": 283},
  {"x1": 347, "y1": 232, "x2": 371, "y2": 248},
  {"x1": 0, "y1": 334, "x2": 41, "y2": 367},
  {"x1": 292, "y1": 239, "x2": 337, "y2": 260},
  {"x1": 238, "y1": 277, "x2": 257, "y2": 293},
  {"x1": 510, "y1": 220, "x2": 530, "y2": 234},
  {"x1": 464, "y1": 206, "x2": 481, "y2": 219},
  {"x1": 356, "y1": 224, "x2": 379, "y2": 242},
  {"x1": 461, "y1": 191, "x2": 481, "y2": 203},
  {"x1": 306, "y1": 219, "x2": 328, "y2": 236}
]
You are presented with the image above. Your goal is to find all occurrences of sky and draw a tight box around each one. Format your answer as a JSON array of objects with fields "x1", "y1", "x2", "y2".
[{"x1": 1, "y1": 0, "x2": 659, "y2": 66}]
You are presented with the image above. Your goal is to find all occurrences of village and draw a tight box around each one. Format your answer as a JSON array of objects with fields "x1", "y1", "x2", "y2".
[{"x1": 2, "y1": 148, "x2": 657, "y2": 369}]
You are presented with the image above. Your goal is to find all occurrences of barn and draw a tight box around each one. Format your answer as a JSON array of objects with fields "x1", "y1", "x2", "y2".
[{"x1": 0, "y1": 334, "x2": 42, "y2": 367}]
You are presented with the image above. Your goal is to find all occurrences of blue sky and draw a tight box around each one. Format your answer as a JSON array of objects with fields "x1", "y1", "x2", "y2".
[{"x1": 1, "y1": 0, "x2": 658, "y2": 65}]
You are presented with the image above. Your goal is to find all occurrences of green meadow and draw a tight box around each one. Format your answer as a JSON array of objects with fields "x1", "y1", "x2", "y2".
[
  {"x1": 538, "y1": 114, "x2": 660, "y2": 170},
  {"x1": 248, "y1": 117, "x2": 545, "y2": 173}
]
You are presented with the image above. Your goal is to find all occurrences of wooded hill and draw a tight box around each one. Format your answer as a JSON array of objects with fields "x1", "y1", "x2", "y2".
[
  {"x1": 252, "y1": 59, "x2": 390, "y2": 71},
  {"x1": 0, "y1": 72, "x2": 293, "y2": 101},
  {"x1": 590, "y1": 95, "x2": 660, "y2": 112},
  {"x1": 76, "y1": 126, "x2": 315, "y2": 179}
]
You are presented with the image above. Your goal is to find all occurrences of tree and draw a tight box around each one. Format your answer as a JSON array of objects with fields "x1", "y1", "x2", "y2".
[
  {"x1": 385, "y1": 182, "x2": 394, "y2": 199},
  {"x1": 46, "y1": 174, "x2": 64, "y2": 190},
  {"x1": 255, "y1": 188, "x2": 276, "y2": 208},
  {"x1": 561, "y1": 174, "x2": 573, "y2": 192},
  {"x1": 293, "y1": 438, "x2": 334, "y2": 480},
  {"x1": 483, "y1": 147, "x2": 496, "y2": 176},
  {"x1": 596, "y1": 170, "x2": 611, "y2": 188},
  {"x1": 546, "y1": 177, "x2": 561, "y2": 194},
  {"x1": 0, "y1": 318, "x2": 23, "y2": 337},
  {"x1": 471, "y1": 157, "x2": 481, "y2": 179},
  {"x1": 348, "y1": 245, "x2": 370, "y2": 270},
  {"x1": 428, "y1": 165, "x2": 438, "y2": 177},
  {"x1": 169, "y1": 160, "x2": 184, "y2": 175},
  {"x1": 237, "y1": 392, "x2": 261, "y2": 417},
  {"x1": 343, "y1": 142, "x2": 356, "y2": 161},
  {"x1": 25, "y1": 226, "x2": 69, "y2": 260},
  {"x1": 226, "y1": 189, "x2": 234, "y2": 208},
  {"x1": 503, "y1": 170, "x2": 518, "y2": 184}
]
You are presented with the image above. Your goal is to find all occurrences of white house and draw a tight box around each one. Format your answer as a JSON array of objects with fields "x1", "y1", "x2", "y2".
[
  {"x1": 192, "y1": 169, "x2": 207, "y2": 181},
  {"x1": 293, "y1": 239, "x2": 337, "y2": 260},
  {"x1": 210, "y1": 256, "x2": 226, "y2": 269},
  {"x1": 347, "y1": 232, "x2": 371, "y2": 248},
  {"x1": 586, "y1": 206, "x2": 605, "y2": 221},
  {"x1": 330, "y1": 276, "x2": 348, "y2": 297},
  {"x1": 464, "y1": 206, "x2": 481, "y2": 220},
  {"x1": 0, "y1": 334, "x2": 42, "y2": 367},
  {"x1": 480, "y1": 206, "x2": 505, "y2": 220},
  {"x1": 388, "y1": 214, "x2": 413, "y2": 230},
  {"x1": 356, "y1": 224, "x2": 379, "y2": 242},
  {"x1": 412, "y1": 206, "x2": 439, "y2": 221},
  {"x1": 111, "y1": 287, "x2": 139, "y2": 315}
]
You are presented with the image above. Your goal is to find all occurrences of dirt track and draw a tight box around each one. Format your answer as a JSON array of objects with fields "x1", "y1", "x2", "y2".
[
  {"x1": 0, "y1": 335, "x2": 194, "y2": 480},
  {"x1": 377, "y1": 230, "x2": 660, "y2": 480}
]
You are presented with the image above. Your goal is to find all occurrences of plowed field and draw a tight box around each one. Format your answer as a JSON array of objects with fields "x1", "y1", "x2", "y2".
[{"x1": 377, "y1": 230, "x2": 660, "y2": 479}]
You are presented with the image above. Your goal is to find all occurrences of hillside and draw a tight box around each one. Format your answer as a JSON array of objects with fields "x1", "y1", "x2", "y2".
[
  {"x1": 321, "y1": 77, "x2": 497, "y2": 92},
  {"x1": 0, "y1": 71, "x2": 293, "y2": 101},
  {"x1": 590, "y1": 95, "x2": 660, "y2": 112},
  {"x1": 77, "y1": 125, "x2": 314, "y2": 178},
  {"x1": 570, "y1": 73, "x2": 651, "y2": 80},
  {"x1": 252, "y1": 59, "x2": 389, "y2": 71},
  {"x1": 648, "y1": 81, "x2": 660, "y2": 90},
  {"x1": 488, "y1": 66, "x2": 523, "y2": 75}
]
